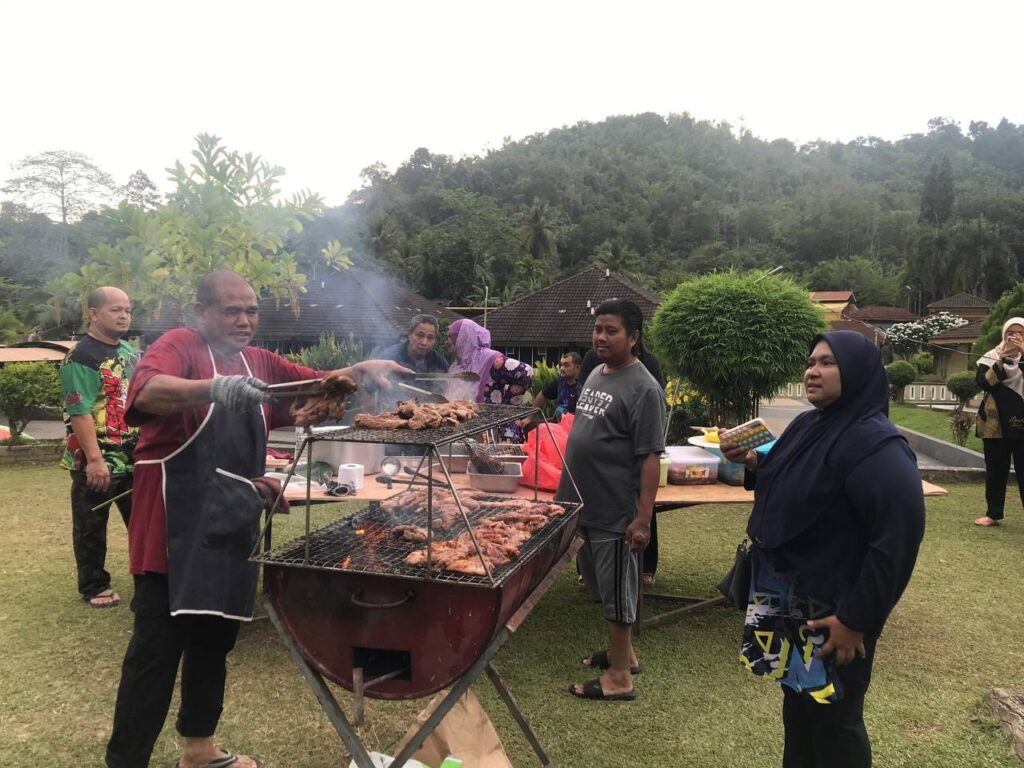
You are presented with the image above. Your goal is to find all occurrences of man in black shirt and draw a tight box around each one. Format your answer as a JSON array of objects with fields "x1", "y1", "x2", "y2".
[{"x1": 519, "y1": 352, "x2": 583, "y2": 431}]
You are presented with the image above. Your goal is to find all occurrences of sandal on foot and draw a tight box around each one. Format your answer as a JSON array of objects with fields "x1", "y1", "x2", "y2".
[
  {"x1": 975, "y1": 516, "x2": 1001, "y2": 527},
  {"x1": 581, "y1": 649, "x2": 641, "y2": 674},
  {"x1": 173, "y1": 752, "x2": 263, "y2": 768},
  {"x1": 642, "y1": 572, "x2": 656, "y2": 586},
  {"x1": 86, "y1": 589, "x2": 120, "y2": 608},
  {"x1": 569, "y1": 678, "x2": 636, "y2": 701}
]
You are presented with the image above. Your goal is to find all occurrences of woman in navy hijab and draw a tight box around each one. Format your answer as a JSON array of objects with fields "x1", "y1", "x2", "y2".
[{"x1": 721, "y1": 331, "x2": 925, "y2": 768}]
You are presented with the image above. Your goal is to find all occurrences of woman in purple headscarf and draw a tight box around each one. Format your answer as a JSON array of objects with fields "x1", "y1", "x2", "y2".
[{"x1": 447, "y1": 318, "x2": 533, "y2": 442}]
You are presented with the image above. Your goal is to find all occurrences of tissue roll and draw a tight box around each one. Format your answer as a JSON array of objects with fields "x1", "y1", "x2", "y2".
[{"x1": 337, "y1": 463, "x2": 364, "y2": 490}]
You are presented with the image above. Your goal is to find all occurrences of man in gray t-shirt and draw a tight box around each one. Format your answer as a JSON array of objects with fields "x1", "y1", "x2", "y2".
[
  {"x1": 558, "y1": 299, "x2": 666, "y2": 702},
  {"x1": 557, "y1": 364, "x2": 666, "y2": 532}
]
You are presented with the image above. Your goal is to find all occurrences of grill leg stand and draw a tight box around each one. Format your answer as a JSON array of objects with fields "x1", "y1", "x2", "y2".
[
  {"x1": 485, "y1": 662, "x2": 554, "y2": 768},
  {"x1": 353, "y1": 667, "x2": 365, "y2": 726},
  {"x1": 263, "y1": 600, "x2": 378, "y2": 768}
]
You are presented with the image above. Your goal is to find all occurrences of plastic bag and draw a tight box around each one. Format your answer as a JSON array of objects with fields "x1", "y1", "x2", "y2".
[{"x1": 519, "y1": 414, "x2": 574, "y2": 492}]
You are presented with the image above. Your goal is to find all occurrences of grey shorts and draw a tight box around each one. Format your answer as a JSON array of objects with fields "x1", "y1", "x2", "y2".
[{"x1": 578, "y1": 526, "x2": 639, "y2": 625}]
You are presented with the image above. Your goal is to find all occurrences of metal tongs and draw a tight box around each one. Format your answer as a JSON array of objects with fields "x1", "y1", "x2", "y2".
[
  {"x1": 407, "y1": 372, "x2": 480, "y2": 382},
  {"x1": 264, "y1": 379, "x2": 322, "y2": 399},
  {"x1": 396, "y1": 381, "x2": 449, "y2": 404}
]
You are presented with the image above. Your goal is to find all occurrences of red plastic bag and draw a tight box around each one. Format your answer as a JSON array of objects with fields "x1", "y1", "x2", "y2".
[{"x1": 519, "y1": 414, "x2": 574, "y2": 491}]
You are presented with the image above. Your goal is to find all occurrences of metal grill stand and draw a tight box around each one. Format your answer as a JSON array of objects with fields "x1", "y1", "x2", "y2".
[
  {"x1": 256, "y1": 403, "x2": 583, "y2": 767},
  {"x1": 265, "y1": 539, "x2": 580, "y2": 768}
]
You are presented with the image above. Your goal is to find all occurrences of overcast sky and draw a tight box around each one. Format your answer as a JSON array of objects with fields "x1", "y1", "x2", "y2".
[{"x1": 3, "y1": 0, "x2": 1022, "y2": 207}]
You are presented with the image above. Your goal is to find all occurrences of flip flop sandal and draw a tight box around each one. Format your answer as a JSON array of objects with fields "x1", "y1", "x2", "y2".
[
  {"x1": 581, "y1": 649, "x2": 641, "y2": 674},
  {"x1": 642, "y1": 572, "x2": 656, "y2": 586},
  {"x1": 86, "y1": 590, "x2": 121, "y2": 608},
  {"x1": 568, "y1": 678, "x2": 636, "y2": 701},
  {"x1": 172, "y1": 752, "x2": 263, "y2": 768},
  {"x1": 974, "y1": 516, "x2": 1001, "y2": 527}
]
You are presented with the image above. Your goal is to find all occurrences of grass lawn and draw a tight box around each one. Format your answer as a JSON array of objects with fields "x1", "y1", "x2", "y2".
[
  {"x1": 888, "y1": 403, "x2": 984, "y2": 454},
  {"x1": 1, "y1": 465, "x2": 1022, "y2": 768}
]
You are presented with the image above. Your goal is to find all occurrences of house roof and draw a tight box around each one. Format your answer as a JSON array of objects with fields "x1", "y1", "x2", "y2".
[
  {"x1": 930, "y1": 321, "x2": 984, "y2": 343},
  {"x1": 810, "y1": 291, "x2": 855, "y2": 303},
  {"x1": 482, "y1": 267, "x2": 662, "y2": 346},
  {"x1": 927, "y1": 293, "x2": 992, "y2": 310},
  {"x1": 0, "y1": 342, "x2": 75, "y2": 363},
  {"x1": 829, "y1": 319, "x2": 885, "y2": 344},
  {"x1": 138, "y1": 267, "x2": 461, "y2": 345},
  {"x1": 845, "y1": 306, "x2": 919, "y2": 323}
]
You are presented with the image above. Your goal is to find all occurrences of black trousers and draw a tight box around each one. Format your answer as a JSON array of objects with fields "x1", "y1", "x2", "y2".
[
  {"x1": 781, "y1": 687, "x2": 871, "y2": 768},
  {"x1": 70, "y1": 472, "x2": 132, "y2": 599},
  {"x1": 106, "y1": 574, "x2": 241, "y2": 768},
  {"x1": 982, "y1": 438, "x2": 1024, "y2": 520}
]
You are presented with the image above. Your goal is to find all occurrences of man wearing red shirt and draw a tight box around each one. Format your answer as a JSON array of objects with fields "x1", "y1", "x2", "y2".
[{"x1": 105, "y1": 270, "x2": 409, "y2": 768}]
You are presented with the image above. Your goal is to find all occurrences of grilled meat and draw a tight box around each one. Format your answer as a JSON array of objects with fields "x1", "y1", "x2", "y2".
[
  {"x1": 350, "y1": 400, "x2": 480, "y2": 431},
  {"x1": 290, "y1": 373, "x2": 359, "y2": 427}
]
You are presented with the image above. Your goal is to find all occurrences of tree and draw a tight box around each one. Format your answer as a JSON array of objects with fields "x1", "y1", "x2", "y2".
[
  {"x1": 947, "y1": 370, "x2": 980, "y2": 405},
  {"x1": 2, "y1": 150, "x2": 116, "y2": 224},
  {"x1": 885, "y1": 361, "x2": 917, "y2": 403},
  {"x1": 520, "y1": 198, "x2": 559, "y2": 263},
  {"x1": 885, "y1": 312, "x2": 967, "y2": 358},
  {"x1": 649, "y1": 270, "x2": 828, "y2": 424},
  {"x1": 972, "y1": 282, "x2": 1024, "y2": 357},
  {"x1": 121, "y1": 170, "x2": 161, "y2": 210},
  {"x1": 946, "y1": 370, "x2": 980, "y2": 446},
  {"x1": 51, "y1": 134, "x2": 325, "y2": 322},
  {"x1": 919, "y1": 158, "x2": 955, "y2": 227},
  {"x1": 0, "y1": 362, "x2": 61, "y2": 441},
  {"x1": 806, "y1": 256, "x2": 900, "y2": 306}
]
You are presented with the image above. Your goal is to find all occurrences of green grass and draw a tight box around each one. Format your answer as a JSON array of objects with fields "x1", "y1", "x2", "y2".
[
  {"x1": 889, "y1": 403, "x2": 984, "y2": 453},
  {"x1": 1, "y1": 465, "x2": 1022, "y2": 767}
]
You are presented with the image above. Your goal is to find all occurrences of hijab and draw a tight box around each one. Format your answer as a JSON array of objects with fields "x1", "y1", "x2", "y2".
[
  {"x1": 746, "y1": 331, "x2": 907, "y2": 549},
  {"x1": 977, "y1": 316, "x2": 1024, "y2": 400},
  {"x1": 447, "y1": 318, "x2": 501, "y2": 401}
]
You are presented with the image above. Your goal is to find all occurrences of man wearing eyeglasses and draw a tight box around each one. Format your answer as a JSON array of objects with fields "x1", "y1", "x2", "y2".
[{"x1": 105, "y1": 270, "x2": 409, "y2": 768}]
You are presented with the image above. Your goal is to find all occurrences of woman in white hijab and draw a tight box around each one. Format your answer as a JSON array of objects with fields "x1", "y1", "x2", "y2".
[{"x1": 974, "y1": 316, "x2": 1024, "y2": 526}]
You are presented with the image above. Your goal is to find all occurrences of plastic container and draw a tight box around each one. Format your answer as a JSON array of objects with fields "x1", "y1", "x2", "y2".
[
  {"x1": 393, "y1": 452, "x2": 470, "y2": 474},
  {"x1": 665, "y1": 445, "x2": 718, "y2": 485},
  {"x1": 299, "y1": 425, "x2": 384, "y2": 474},
  {"x1": 467, "y1": 462, "x2": 523, "y2": 493}
]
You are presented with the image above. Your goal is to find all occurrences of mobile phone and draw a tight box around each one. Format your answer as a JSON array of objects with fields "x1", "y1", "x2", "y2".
[{"x1": 720, "y1": 418, "x2": 776, "y2": 451}]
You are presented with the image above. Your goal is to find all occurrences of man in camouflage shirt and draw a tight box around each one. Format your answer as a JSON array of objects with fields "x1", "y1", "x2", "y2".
[{"x1": 59, "y1": 287, "x2": 139, "y2": 608}]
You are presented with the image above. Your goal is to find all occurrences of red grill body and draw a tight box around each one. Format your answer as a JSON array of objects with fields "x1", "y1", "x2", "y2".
[{"x1": 263, "y1": 512, "x2": 577, "y2": 700}]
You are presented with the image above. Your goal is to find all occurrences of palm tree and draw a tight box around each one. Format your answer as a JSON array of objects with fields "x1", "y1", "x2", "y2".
[{"x1": 521, "y1": 198, "x2": 558, "y2": 263}]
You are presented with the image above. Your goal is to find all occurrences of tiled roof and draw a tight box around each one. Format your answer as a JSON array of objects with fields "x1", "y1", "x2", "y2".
[
  {"x1": 482, "y1": 267, "x2": 662, "y2": 345},
  {"x1": 137, "y1": 268, "x2": 461, "y2": 345},
  {"x1": 845, "y1": 306, "x2": 919, "y2": 322},
  {"x1": 810, "y1": 291, "x2": 855, "y2": 302},
  {"x1": 930, "y1": 321, "x2": 983, "y2": 342},
  {"x1": 927, "y1": 293, "x2": 992, "y2": 309},
  {"x1": 829, "y1": 319, "x2": 885, "y2": 344}
]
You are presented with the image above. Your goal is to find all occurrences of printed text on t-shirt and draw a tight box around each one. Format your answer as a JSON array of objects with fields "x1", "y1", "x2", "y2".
[{"x1": 576, "y1": 387, "x2": 613, "y2": 419}]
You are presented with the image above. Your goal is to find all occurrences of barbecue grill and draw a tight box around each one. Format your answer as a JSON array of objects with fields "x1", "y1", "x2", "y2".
[{"x1": 255, "y1": 403, "x2": 581, "y2": 768}]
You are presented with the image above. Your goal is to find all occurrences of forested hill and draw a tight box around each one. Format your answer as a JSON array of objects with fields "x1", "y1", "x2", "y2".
[{"x1": 312, "y1": 112, "x2": 1024, "y2": 308}]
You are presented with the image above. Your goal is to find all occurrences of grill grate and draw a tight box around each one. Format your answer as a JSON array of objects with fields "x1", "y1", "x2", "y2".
[
  {"x1": 302, "y1": 403, "x2": 536, "y2": 447},
  {"x1": 254, "y1": 495, "x2": 580, "y2": 587}
]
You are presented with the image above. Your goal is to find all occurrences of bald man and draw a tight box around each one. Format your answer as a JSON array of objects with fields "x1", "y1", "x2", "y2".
[
  {"x1": 59, "y1": 286, "x2": 139, "y2": 608},
  {"x1": 105, "y1": 270, "x2": 410, "y2": 768}
]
